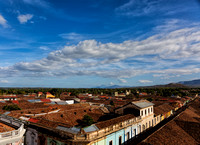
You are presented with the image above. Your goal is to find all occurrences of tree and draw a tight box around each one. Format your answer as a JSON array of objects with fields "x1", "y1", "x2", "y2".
[
  {"x1": 80, "y1": 115, "x2": 94, "y2": 127},
  {"x1": 147, "y1": 98, "x2": 153, "y2": 102},
  {"x1": 110, "y1": 100, "x2": 114, "y2": 106},
  {"x1": 2, "y1": 104, "x2": 21, "y2": 111},
  {"x1": 126, "y1": 94, "x2": 134, "y2": 99}
]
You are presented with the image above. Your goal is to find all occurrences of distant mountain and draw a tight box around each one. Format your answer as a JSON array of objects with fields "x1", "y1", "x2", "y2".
[
  {"x1": 133, "y1": 83, "x2": 188, "y2": 88},
  {"x1": 95, "y1": 79, "x2": 200, "y2": 89},
  {"x1": 152, "y1": 83, "x2": 188, "y2": 88},
  {"x1": 96, "y1": 83, "x2": 188, "y2": 89},
  {"x1": 179, "y1": 79, "x2": 200, "y2": 87}
]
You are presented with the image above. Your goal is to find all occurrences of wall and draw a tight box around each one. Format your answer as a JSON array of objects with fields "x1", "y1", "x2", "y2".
[
  {"x1": 115, "y1": 129, "x2": 124, "y2": 145},
  {"x1": 106, "y1": 133, "x2": 116, "y2": 145},
  {"x1": 25, "y1": 128, "x2": 38, "y2": 145},
  {"x1": 140, "y1": 114, "x2": 154, "y2": 132},
  {"x1": 91, "y1": 137, "x2": 106, "y2": 145},
  {"x1": 124, "y1": 126, "x2": 131, "y2": 142},
  {"x1": 47, "y1": 137, "x2": 65, "y2": 145},
  {"x1": 131, "y1": 124, "x2": 137, "y2": 137}
]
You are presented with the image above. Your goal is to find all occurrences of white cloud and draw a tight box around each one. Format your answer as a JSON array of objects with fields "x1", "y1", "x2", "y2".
[
  {"x1": 0, "y1": 21, "x2": 200, "y2": 80},
  {"x1": 110, "y1": 82, "x2": 114, "y2": 85},
  {"x1": 17, "y1": 14, "x2": 33, "y2": 24},
  {"x1": 0, "y1": 80, "x2": 9, "y2": 83},
  {"x1": 0, "y1": 14, "x2": 8, "y2": 28},
  {"x1": 115, "y1": 0, "x2": 161, "y2": 17},
  {"x1": 59, "y1": 32, "x2": 84, "y2": 41},
  {"x1": 138, "y1": 80, "x2": 153, "y2": 84},
  {"x1": 39, "y1": 46, "x2": 49, "y2": 51},
  {"x1": 119, "y1": 78, "x2": 127, "y2": 83}
]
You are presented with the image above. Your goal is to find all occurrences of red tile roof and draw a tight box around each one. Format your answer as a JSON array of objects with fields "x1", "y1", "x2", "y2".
[
  {"x1": 28, "y1": 118, "x2": 39, "y2": 123},
  {"x1": 12, "y1": 100, "x2": 19, "y2": 104},
  {"x1": 40, "y1": 99, "x2": 51, "y2": 102}
]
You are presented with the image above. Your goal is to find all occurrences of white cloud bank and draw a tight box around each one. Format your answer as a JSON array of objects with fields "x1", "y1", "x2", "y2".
[
  {"x1": 0, "y1": 21, "x2": 200, "y2": 81},
  {"x1": 17, "y1": 14, "x2": 33, "y2": 24}
]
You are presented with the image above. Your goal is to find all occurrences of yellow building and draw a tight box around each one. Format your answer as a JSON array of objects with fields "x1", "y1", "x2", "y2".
[{"x1": 46, "y1": 92, "x2": 55, "y2": 98}]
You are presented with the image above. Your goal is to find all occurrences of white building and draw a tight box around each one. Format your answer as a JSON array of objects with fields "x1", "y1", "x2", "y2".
[{"x1": 0, "y1": 115, "x2": 26, "y2": 145}]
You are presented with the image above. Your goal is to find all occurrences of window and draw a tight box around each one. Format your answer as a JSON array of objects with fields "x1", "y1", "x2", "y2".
[
  {"x1": 143, "y1": 124, "x2": 145, "y2": 130},
  {"x1": 138, "y1": 125, "x2": 141, "y2": 133},
  {"x1": 145, "y1": 109, "x2": 146, "y2": 115},
  {"x1": 146, "y1": 123, "x2": 148, "y2": 128},
  {"x1": 133, "y1": 129, "x2": 136, "y2": 136},
  {"x1": 119, "y1": 136, "x2": 122, "y2": 145},
  {"x1": 151, "y1": 107, "x2": 153, "y2": 112},
  {"x1": 148, "y1": 108, "x2": 150, "y2": 114},
  {"x1": 149, "y1": 121, "x2": 151, "y2": 127},
  {"x1": 141, "y1": 110, "x2": 143, "y2": 116},
  {"x1": 109, "y1": 140, "x2": 113, "y2": 145},
  {"x1": 127, "y1": 132, "x2": 130, "y2": 140}
]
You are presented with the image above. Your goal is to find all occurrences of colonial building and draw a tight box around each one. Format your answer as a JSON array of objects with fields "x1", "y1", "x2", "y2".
[
  {"x1": 114, "y1": 100, "x2": 154, "y2": 132},
  {"x1": 0, "y1": 115, "x2": 26, "y2": 145}
]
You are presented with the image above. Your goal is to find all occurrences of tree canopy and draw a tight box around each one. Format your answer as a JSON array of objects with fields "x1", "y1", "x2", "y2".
[
  {"x1": 79, "y1": 115, "x2": 94, "y2": 127},
  {"x1": 2, "y1": 104, "x2": 21, "y2": 111}
]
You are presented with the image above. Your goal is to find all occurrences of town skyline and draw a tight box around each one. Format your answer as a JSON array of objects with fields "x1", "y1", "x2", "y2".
[{"x1": 0, "y1": 0, "x2": 200, "y2": 88}]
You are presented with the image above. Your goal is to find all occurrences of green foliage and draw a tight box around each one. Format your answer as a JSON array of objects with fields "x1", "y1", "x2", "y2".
[
  {"x1": 80, "y1": 115, "x2": 94, "y2": 127},
  {"x1": 110, "y1": 100, "x2": 115, "y2": 106},
  {"x1": 126, "y1": 94, "x2": 135, "y2": 99},
  {"x1": 0, "y1": 87, "x2": 199, "y2": 99},
  {"x1": 2, "y1": 104, "x2": 21, "y2": 111},
  {"x1": 147, "y1": 98, "x2": 153, "y2": 102}
]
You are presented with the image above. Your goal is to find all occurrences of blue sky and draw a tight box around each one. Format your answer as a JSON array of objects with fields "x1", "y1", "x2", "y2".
[{"x1": 0, "y1": 0, "x2": 200, "y2": 88}]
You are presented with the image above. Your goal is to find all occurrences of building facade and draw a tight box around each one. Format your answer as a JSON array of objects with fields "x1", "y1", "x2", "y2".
[{"x1": 0, "y1": 115, "x2": 26, "y2": 145}]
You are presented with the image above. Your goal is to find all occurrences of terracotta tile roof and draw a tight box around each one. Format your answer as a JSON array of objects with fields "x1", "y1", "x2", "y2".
[
  {"x1": 37, "y1": 118, "x2": 65, "y2": 128},
  {"x1": 36, "y1": 106, "x2": 105, "y2": 127},
  {"x1": 28, "y1": 118, "x2": 39, "y2": 123},
  {"x1": 143, "y1": 120, "x2": 198, "y2": 145},
  {"x1": 154, "y1": 103, "x2": 174, "y2": 116},
  {"x1": 0, "y1": 122, "x2": 15, "y2": 133},
  {"x1": 40, "y1": 99, "x2": 51, "y2": 102},
  {"x1": 142, "y1": 99, "x2": 200, "y2": 145},
  {"x1": 95, "y1": 114, "x2": 136, "y2": 129},
  {"x1": 12, "y1": 100, "x2": 19, "y2": 104}
]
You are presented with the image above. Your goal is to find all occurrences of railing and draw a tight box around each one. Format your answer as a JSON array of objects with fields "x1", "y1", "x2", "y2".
[
  {"x1": 0, "y1": 115, "x2": 25, "y2": 140},
  {"x1": 0, "y1": 114, "x2": 22, "y2": 127},
  {"x1": 75, "y1": 116, "x2": 142, "y2": 140},
  {"x1": 0, "y1": 124, "x2": 24, "y2": 139}
]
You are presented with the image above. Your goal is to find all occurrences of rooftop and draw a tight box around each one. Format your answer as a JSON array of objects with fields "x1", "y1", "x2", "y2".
[
  {"x1": 0, "y1": 122, "x2": 15, "y2": 133},
  {"x1": 132, "y1": 100, "x2": 154, "y2": 109},
  {"x1": 95, "y1": 114, "x2": 136, "y2": 129},
  {"x1": 141, "y1": 99, "x2": 200, "y2": 144},
  {"x1": 154, "y1": 103, "x2": 175, "y2": 116}
]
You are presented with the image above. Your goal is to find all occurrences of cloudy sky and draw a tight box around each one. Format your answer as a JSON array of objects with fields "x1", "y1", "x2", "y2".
[{"x1": 0, "y1": 0, "x2": 200, "y2": 88}]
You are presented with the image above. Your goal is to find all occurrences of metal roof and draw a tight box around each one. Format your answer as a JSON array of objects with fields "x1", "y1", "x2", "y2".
[
  {"x1": 3, "y1": 112, "x2": 10, "y2": 115},
  {"x1": 56, "y1": 126, "x2": 80, "y2": 134},
  {"x1": 28, "y1": 99, "x2": 41, "y2": 103},
  {"x1": 83, "y1": 125, "x2": 99, "y2": 133},
  {"x1": 132, "y1": 101, "x2": 154, "y2": 109}
]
